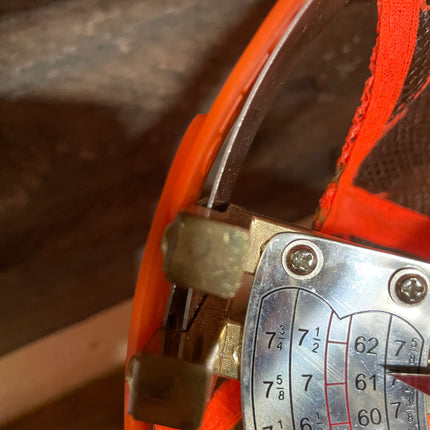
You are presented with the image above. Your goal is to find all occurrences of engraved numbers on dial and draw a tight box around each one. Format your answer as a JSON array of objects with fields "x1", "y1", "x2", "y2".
[
  {"x1": 261, "y1": 420, "x2": 284, "y2": 430},
  {"x1": 249, "y1": 288, "x2": 426, "y2": 430},
  {"x1": 252, "y1": 290, "x2": 296, "y2": 430},
  {"x1": 263, "y1": 375, "x2": 286, "y2": 401},
  {"x1": 347, "y1": 313, "x2": 388, "y2": 429},
  {"x1": 298, "y1": 326, "x2": 321, "y2": 354},
  {"x1": 354, "y1": 373, "x2": 377, "y2": 391},
  {"x1": 291, "y1": 291, "x2": 331, "y2": 430},
  {"x1": 354, "y1": 335, "x2": 379, "y2": 355},
  {"x1": 265, "y1": 325, "x2": 287, "y2": 351},
  {"x1": 346, "y1": 313, "x2": 425, "y2": 430},
  {"x1": 385, "y1": 316, "x2": 424, "y2": 430}
]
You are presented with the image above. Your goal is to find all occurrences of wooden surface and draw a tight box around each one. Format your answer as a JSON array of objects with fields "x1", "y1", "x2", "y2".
[
  {"x1": 3, "y1": 369, "x2": 125, "y2": 430},
  {"x1": 0, "y1": 0, "x2": 377, "y2": 428},
  {"x1": 0, "y1": 0, "x2": 272, "y2": 356},
  {"x1": 0, "y1": 300, "x2": 131, "y2": 425}
]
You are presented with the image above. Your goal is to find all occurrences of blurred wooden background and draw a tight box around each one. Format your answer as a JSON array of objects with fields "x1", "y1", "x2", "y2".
[{"x1": 0, "y1": 0, "x2": 376, "y2": 428}]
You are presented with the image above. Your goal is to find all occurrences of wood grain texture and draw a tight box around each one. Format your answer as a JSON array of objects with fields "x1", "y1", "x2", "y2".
[
  {"x1": 0, "y1": 300, "x2": 131, "y2": 426},
  {"x1": 0, "y1": 0, "x2": 272, "y2": 356},
  {"x1": 2, "y1": 369, "x2": 125, "y2": 430}
]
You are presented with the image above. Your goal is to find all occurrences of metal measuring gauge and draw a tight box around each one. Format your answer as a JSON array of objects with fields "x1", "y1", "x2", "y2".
[{"x1": 242, "y1": 231, "x2": 430, "y2": 430}]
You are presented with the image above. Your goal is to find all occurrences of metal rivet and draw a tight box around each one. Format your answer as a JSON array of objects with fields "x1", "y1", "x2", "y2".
[
  {"x1": 395, "y1": 274, "x2": 428, "y2": 304},
  {"x1": 286, "y1": 245, "x2": 318, "y2": 276}
]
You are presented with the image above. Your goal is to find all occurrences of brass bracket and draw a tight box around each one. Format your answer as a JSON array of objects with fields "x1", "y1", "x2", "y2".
[
  {"x1": 127, "y1": 204, "x2": 307, "y2": 429},
  {"x1": 163, "y1": 210, "x2": 250, "y2": 300}
]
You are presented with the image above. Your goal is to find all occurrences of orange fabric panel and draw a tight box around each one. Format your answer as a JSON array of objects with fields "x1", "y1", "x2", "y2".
[
  {"x1": 317, "y1": 0, "x2": 426, "y2": 256},
  {"x1": 200, "y1": 381, "x2": 242, "y2": 430}
]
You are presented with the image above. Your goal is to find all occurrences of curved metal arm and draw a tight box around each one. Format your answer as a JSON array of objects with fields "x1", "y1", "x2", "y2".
[{"x1": 207, "y1": 0, "x2": 348, "y2": 209}]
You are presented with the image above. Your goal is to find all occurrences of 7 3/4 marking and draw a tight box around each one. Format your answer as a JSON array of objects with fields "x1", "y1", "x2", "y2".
[{"x1": 265, "y1": 325, "x2": 287, "y2": 350}]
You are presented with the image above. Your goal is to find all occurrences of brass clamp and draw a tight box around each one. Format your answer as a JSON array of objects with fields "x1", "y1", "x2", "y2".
[{"x1": 126, "y1": 204, "x2": 306, "y2": 429}]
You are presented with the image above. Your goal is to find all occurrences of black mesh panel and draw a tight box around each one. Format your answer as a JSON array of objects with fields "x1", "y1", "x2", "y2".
[{"x1": 354, "y1": 9, "x2": 430, "y2": 216}]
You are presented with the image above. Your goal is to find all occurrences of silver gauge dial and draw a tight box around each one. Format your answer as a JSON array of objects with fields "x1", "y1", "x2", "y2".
[{"x1": 242, "y1": 233, "x2": 430, "y2": 430}]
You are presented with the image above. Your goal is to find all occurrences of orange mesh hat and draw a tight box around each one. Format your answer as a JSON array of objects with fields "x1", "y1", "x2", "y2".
[{"x1": 125, "y1": 1, "x2": 430, "y2": 429}]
